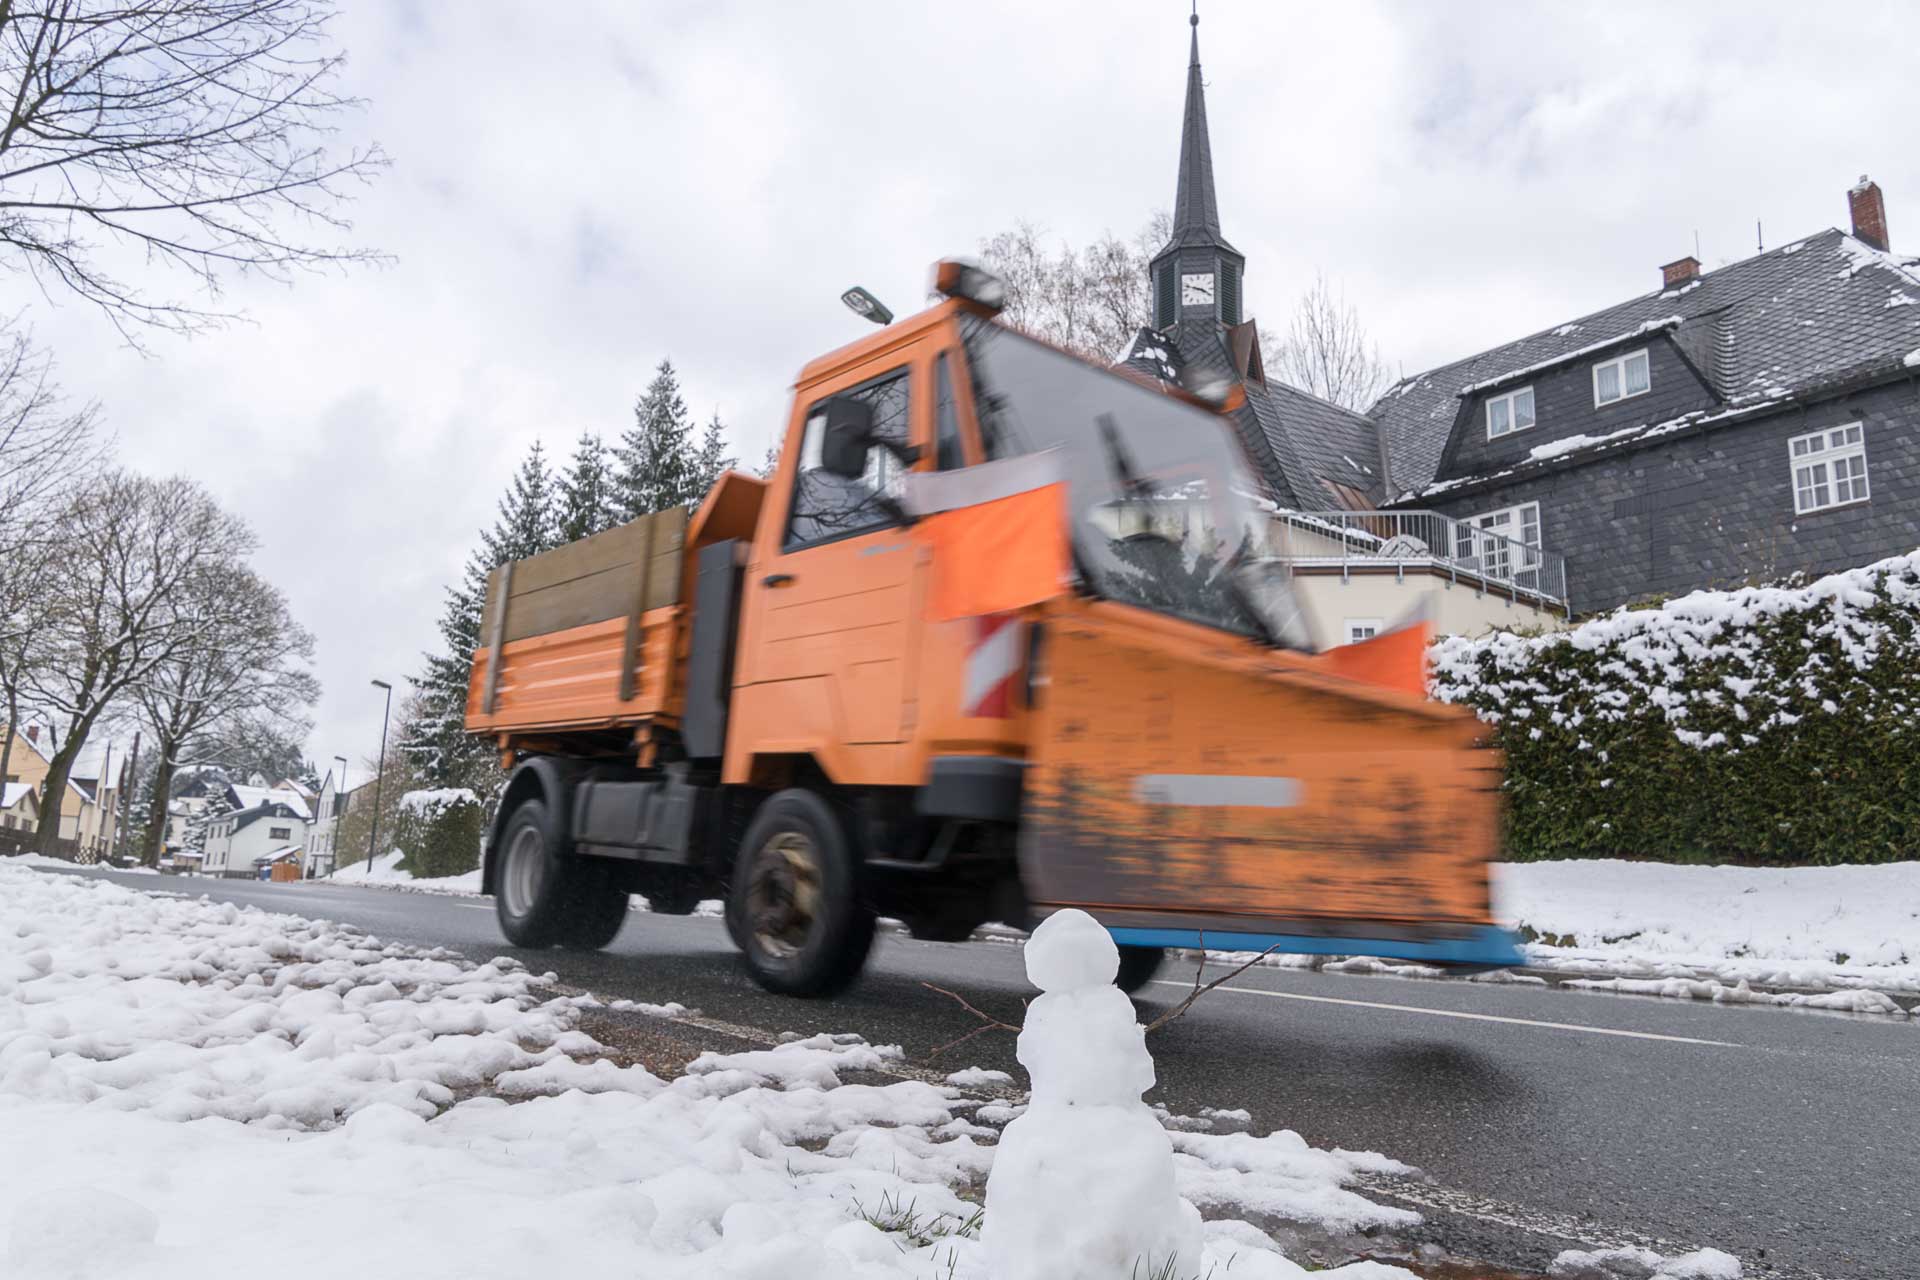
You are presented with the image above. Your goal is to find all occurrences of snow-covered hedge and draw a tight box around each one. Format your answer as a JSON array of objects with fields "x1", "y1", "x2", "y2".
[
  {"x1": 392, "y1": 787, "x2": 483, "y2": 880},
  {"x1": 1431, "y1": 552, "x2": 1920, "y2": 864}
]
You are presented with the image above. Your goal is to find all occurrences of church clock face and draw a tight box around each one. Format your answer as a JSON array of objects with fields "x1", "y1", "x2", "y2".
[{"x1": 1181, "y1": 272, "x2": 1215, "y2": 306}]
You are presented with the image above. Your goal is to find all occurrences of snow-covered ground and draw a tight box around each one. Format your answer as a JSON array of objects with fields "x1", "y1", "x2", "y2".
[
  {"x1": 1497, "y1": 859, "x2": 1920, "y2": 1000},
  {"x1": 0, "y1": 860, "x2": 1431, "y2": 1278}
]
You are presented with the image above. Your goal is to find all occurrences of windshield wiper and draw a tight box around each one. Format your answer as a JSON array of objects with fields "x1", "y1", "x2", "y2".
[{"x1": 1095, "y1": 413, "x2": 1155, "y2": 500}]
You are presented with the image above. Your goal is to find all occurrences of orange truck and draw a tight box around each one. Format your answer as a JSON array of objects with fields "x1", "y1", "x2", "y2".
[{"x1": 465, "y1": 260, "x2": 1522, "y2": 997}]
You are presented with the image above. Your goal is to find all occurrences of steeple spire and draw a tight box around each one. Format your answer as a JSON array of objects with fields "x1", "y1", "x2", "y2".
[
  {"x1": 1169, "y1": 5, "x2": 1232, "y2": 251},
  {"x1": 1148, "y1": 5, "x2": 1244, "y2": 333}
]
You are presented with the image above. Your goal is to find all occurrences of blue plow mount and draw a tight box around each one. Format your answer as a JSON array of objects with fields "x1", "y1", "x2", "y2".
[{"x1": 1106, "y1": 924, "x2": 1527, "y2": 970}]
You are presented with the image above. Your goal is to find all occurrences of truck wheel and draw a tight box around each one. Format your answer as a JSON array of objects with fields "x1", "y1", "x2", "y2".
[
  {"x1": 1115, "y1": 944, "x2": 1167, "y2": 994},
  {"x1": 555, "y1": 866, "x2": 630, "y2": 951},
  {"x1": 731, "y1": 788, "x2": 875, "y2": 997},
  {"x1": 494, "y1": 797, "x2": 628, "y2": 951}
]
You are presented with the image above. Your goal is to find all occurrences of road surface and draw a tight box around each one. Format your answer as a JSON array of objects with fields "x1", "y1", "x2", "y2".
[{"x1": 54, "y1": 869, "x2": 1920, "y2": 1279}]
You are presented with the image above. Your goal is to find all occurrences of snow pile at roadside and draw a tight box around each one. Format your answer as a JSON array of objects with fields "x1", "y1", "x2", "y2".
[
  {"x1": 1551, "y1": 1244, "x2": 1742, "y2": 1279},
  {"x1": 328, "y1": 847, "x2": 481, "y2": 894},
  {"x1": 0, "y1": 863, "x2": 1422, "y2": 1278},
  {"x1": 1497, "y1": 860, "x2": 1920, "y2": 997}
]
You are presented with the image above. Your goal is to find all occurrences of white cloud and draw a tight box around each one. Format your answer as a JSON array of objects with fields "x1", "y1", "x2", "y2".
[{"x1": 28, "y1": 0, "x2": 1920, "y2": 760}]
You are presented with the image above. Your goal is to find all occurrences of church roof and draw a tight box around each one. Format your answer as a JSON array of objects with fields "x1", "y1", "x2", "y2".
[{"x1": 1159, "y1": 16, "x2": 1237, "y2": 257}]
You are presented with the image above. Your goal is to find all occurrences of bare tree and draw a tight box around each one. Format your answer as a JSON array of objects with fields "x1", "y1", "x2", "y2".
[
  {"x1": 133, "y1": 562, "x2": 318, "y2": 863},
  {"x1": 979, "y1": 213, "x2": 1168, "y2": 363},
  {"x1": 0, "y1": 335, "x2": 98, "y2": 794},
  {"x1": 26, "y1": 470, "x2": 250, "y2": 851},
  {"x1": 1261, "y1": 272, "x2": 1394, "y2": 412},
  {"x1": 0, "y1": 328, "x2": 100, "y2": 545},
  {"x1": 0, "y1": 1, "x2": 388, "y2": 337}
]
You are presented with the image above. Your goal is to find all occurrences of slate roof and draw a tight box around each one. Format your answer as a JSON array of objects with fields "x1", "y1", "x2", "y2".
[{"x1": 1373, "y1": 229, "x2": 1920, "y2": 498}]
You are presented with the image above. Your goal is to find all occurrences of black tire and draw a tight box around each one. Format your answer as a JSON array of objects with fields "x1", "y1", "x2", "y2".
[
  {"x1": 729, "y1": 787, "x2": 875, "y2": 997},
  {"x1": 493, "y1": 797, "x2": 629, "y2": 951},
  {"x1": 1115, "y1": 944, "x2": 1167, "y2": 994}
]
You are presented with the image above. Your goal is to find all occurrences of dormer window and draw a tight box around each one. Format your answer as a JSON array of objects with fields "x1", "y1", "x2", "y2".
[
  {"x1": 1486, "y1": 386, "x2": 1536, "y2": 439},
  {"x1": 1593, "y1": 349, "x2": 1650, "y2": 406}
]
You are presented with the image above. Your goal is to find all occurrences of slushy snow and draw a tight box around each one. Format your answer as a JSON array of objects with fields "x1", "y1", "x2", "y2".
[{"x1": 0, "y1": 860, "x2": 1432, "y2": 1278}]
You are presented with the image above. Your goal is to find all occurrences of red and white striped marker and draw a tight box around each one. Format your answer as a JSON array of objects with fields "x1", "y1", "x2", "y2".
[{"x1": 962, "y1": 613, "x2": 1024, "y2": 718}]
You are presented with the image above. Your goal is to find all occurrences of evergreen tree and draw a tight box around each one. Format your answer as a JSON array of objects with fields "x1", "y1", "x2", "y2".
[
  {"x1": 185, "y1": 775, "x2": 234, "y2": 860},
  {"x1": 556, "y1": 432, "x2": 618, "y2": 542},
  {"x1": 405, "y1": 442, "x2": 561, "y2": 790},
  {"x1": 693, "y1": 411, "x2": 737, "y2": 496},
  {"x1": 486, "y1": 441, "x2": 559, "y2": 561},
  {"x1": 614, "y1": 360, "x2": 698, "y2": 518}
]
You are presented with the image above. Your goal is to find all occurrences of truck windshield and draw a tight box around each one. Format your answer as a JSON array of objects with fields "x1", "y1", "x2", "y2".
[{"x1": 960, "y1": 318, "x2": 1311, "y2": 648}]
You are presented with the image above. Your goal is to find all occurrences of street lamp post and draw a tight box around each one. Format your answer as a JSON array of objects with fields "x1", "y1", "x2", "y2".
[
  {"x1": 365, "y1": 680, "x2": 393, "y2": 877},
  {"x1": 329, "y1": 754, "x2": 348, "y2": 878}
]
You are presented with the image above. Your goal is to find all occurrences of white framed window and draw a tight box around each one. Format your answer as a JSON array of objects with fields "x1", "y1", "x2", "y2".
[
  {"x1": 1454, "y1": 501, "x2": 1542, "y2": 581},
  {"x1": 1485, "y1": 386, "x2": 1536, "y2": 439},
  {"x1": 1592, "y1": 348, "x2": 1651, "y2": 406},
  {"x1": 1790, "y1": 423, "x2": 1869, "y2": 514},
  {"x1": 1344, "y1": 618, "x2": 1384, "y2": 644}
]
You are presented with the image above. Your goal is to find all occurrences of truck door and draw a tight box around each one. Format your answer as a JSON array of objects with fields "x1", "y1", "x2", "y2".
[{"x1": 734, "y1": 359, "x2": 929, "y2": 761}]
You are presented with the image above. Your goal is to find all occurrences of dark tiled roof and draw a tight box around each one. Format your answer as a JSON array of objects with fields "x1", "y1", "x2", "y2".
[
  {"x1": 1263, "y1": 380, "x2": 1383, "y2": 502},
  {"x1": 1116, "y1": 322, "x2": 1382, "y2": 507},
  {"x1": 1372, "y1": 229, "x2": 1920, "y2": 497}
]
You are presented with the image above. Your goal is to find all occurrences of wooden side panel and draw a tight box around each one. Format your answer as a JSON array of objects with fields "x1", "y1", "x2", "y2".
[
  {"x1": 1019, "y1": 617, "x2": 1501, "y2": 929},
  {"x1": 478, "y1": 508, "x2": 687, "y2": 645}
]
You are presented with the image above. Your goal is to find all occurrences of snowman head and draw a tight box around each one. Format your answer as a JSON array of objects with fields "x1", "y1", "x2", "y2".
[{"x1": 1025, "y1": 909, "x2": 1119, "y2": 993}]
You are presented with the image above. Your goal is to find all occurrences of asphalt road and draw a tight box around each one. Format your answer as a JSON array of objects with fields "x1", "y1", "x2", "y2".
[{"x1": 56, "y1": 870, "x2": 1920, "y2": 1280}]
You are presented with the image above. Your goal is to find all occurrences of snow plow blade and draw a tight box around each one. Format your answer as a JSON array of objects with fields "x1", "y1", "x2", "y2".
[{"x1": 1017, "y1": 603, "x2": 1523, "y2": 969}]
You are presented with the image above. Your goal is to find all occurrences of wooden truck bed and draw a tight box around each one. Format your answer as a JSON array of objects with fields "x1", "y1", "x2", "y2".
[{"x1": 464, "y1": 507, "x2": 689, "y2": 739}]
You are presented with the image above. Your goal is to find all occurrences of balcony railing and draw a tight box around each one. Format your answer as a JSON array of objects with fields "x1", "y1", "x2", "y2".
[{"x1": 1271, "y1": 509, "x2": 1570, "y2": 615}]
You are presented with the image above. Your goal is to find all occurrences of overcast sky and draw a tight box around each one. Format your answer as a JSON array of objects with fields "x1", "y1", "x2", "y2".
[{"x1": 34, "y1": 0, "x2": 1920, "y2": 769}]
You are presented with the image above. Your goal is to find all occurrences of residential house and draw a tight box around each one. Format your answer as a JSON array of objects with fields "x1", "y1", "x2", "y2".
[
  {"x1": 1375, "y1": 185, "x2": 1920, "y2": 614},
  {"x1": 1114, "y1": 16, "x2": 1572, "y2": 647},
  {"x1": 304, "y1": 768, "x2": 356, "y2": 878},
  {"x1": 0, "y1": 724, "x2": 123, "y2": 855},
  {"x1": 201, "y1": 799, "x2": 308, "y2": 879},
  {"x1": 0, "y1": 782, "x2": 39, "y2": 836}
]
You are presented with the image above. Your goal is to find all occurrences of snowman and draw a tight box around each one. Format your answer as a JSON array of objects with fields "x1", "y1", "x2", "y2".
[{"x1": 983, "y1": 908, "x2": 1203, "y2": 1280}]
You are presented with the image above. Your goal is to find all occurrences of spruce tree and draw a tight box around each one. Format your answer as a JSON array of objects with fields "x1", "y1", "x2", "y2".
[
  {"x1": 615, "y1": 360, "x2": 697, "y2": 518},
  {"x1": 557, "y1": 432, "x2": 618, "y2": 542},
  {"x1": 693, "y1": 411, "x2": 737, "y2": 496},
  {"x1": 405, "y1": 441, "x2": 561, "y2": 790}
]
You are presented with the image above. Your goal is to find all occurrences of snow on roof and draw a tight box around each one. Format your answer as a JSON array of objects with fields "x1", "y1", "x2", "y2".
[
  {"x1": 1454, "y1": 317, "x2": 1683, "y2": 396},
  {"x1": 1, "y1": 782, "x2": 34, "y2": 809},
  {"x1": 228, "y1": 784, "x2": 312, "y2": 821},
  {"x1": 1376, "y1": 228, "x2": 1920, "y2": 495}
]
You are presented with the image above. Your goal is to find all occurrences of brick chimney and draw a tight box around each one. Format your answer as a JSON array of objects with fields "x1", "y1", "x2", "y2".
[
  {"x1": 1849, "y1": 176, "x2": 1889, "y2": 252},
  {"x1": 1662, "y1": 256, "x2": 1701, "y2": 288},
  {"x1": 24, "y1": 725, "x2": 37, "y2": 744}
]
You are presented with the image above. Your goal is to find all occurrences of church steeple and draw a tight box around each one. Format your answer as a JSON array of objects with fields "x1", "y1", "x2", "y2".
[{"x1": 1150, "y1": 8, "x2": 1245, "y2": 333}]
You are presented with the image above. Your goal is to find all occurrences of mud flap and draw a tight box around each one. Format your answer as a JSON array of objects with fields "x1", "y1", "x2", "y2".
[{"x1": 1017, "y1": 614, "x2": 1521, "y2": 966}]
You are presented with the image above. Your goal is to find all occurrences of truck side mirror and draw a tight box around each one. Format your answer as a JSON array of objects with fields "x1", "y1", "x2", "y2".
[{"x1": 819, "y1": 397, "x2": 875, "y2": 479}]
